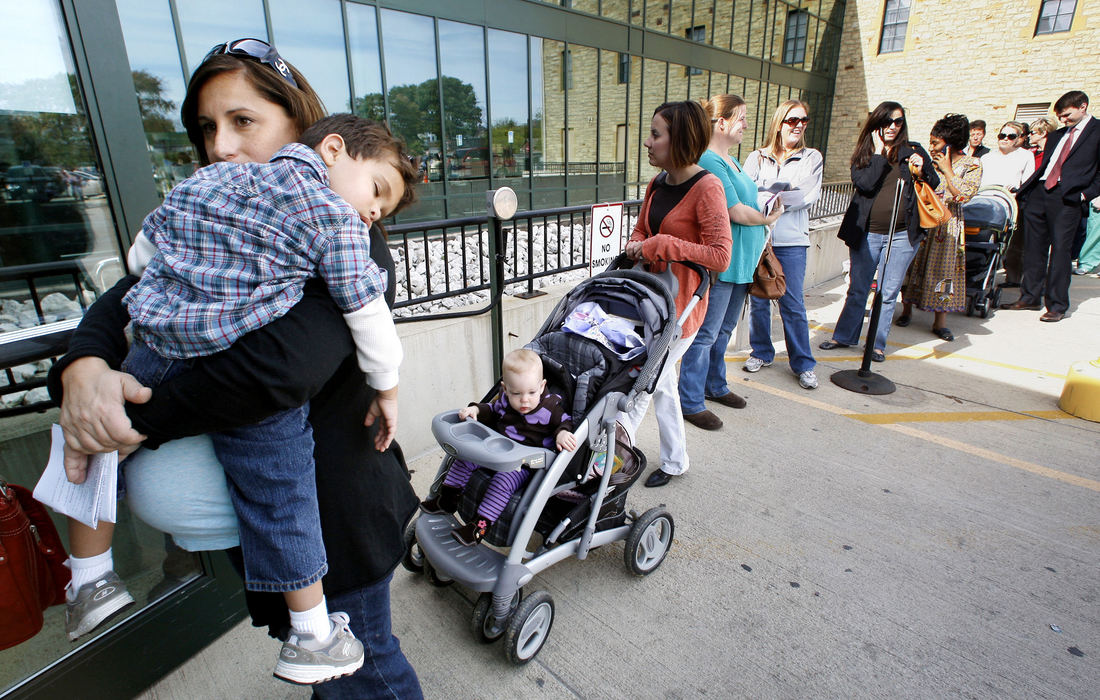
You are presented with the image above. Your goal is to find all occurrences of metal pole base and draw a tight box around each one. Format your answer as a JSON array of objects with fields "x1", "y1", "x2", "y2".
[{"x1": 830, "y1": 369, "x2": 897, "y2": 395}]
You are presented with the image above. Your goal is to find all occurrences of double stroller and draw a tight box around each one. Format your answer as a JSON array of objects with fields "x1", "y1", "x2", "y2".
[
  {"x1": 961, "y1": 185, "x2": 1018, "y2": 318},
  {"x1": 403, "y1": 258, "x2": 707, "y2": 664}
]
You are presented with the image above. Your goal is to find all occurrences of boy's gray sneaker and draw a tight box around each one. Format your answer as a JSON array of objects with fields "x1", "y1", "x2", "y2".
[
  {"x1": 743, "y1": 356, "x2": 772, "y2": 373},
  {"x1": 65, "y1": 571, "x2": 135, "y2": 641},
  {"x1": 274, "y1": 612, "x2": 365, "y2": 685}
]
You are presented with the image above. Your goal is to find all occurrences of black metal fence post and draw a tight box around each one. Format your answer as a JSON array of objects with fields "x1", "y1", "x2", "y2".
[{"x1": 488, "y1": 212, "x2": 506, "y2": 376}]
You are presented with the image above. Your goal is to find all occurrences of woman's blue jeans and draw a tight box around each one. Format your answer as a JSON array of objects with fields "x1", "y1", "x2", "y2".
[
  {"x1": 748, "y1": 245, "x2": 815, "y2": 373},
  {"x1": 678, "y1": 280, "x2": 751, "y2": 414},
  {"x1": 832, "y1": 230, "x2": 918, "y2": 352}
]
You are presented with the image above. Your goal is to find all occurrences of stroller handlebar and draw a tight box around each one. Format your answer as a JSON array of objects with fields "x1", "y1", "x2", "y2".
[{"x1": 606, "y1": 254, "x2": 712, "y2": 300}]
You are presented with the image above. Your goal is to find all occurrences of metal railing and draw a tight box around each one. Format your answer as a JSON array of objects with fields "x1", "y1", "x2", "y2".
[{"x1": 388, "y1": 181, "x2": 853, "y2": 316}]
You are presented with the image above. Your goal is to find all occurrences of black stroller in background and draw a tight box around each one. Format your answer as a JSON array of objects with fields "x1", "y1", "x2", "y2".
[
  {"x1": 961, "y1": 185, "x2": 1017, "y2": 318},
  {"x1": 403, "y1": 258, "x2": 708, "y2": 664}
]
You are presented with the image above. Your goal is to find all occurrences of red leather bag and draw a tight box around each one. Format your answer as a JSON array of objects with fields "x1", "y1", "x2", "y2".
[{"x1": 1, "y1": 479, "x2": 71, "y2": 650}]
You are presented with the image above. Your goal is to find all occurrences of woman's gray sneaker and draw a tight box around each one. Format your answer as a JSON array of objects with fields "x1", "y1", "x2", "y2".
[
  {"x1": 273, "y1": 611, "x2": 365, "y2": 685},
  {"x1": 65, "y1": 570, "x2": 135, "y2": 641},
  {"x1": 798, "y1": 370, "x2": 819, "y2": 390},
  {"x1": 743, "y1": 356, "x2": 772, "y2": 373}
]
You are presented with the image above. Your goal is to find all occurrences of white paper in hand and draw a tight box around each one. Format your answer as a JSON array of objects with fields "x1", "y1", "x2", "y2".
[{"x1": 33, "y1": 424, "x2": 118, "y2": 529}]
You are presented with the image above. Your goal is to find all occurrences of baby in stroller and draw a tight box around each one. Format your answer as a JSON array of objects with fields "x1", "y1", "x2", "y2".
[{"x1": 419, "y1": 349, "x2": 577, "y2": 545}]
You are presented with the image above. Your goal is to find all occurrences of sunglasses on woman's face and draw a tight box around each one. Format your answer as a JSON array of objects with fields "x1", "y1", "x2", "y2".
[
  {"x1": 997, "y1": 132, "x2": 1020, "y2": 140},
  {"x1": 782, "y1": 116, "x2": 810, "y2": 127},
  {"x1": 883, "y1": 117, "x2": 905, "y2": 128},
  {"x1": 203, "y1": 38, "x2": 298, "y2": 88}
]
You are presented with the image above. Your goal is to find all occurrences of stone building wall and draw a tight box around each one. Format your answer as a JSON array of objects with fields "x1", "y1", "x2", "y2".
[{"x1": 827, "y1": 0, "x2": 1100, "y2": 181}]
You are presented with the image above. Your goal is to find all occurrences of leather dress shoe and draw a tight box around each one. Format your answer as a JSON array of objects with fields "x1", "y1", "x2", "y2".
[
  {"x1": 644, "y1": 469, "x2": 674, "y2": 488},
  {"x1": 1039, "y1": 310, "x2": 1064, "y2": 322},
  {"x1": 1000, "y1": 299, "x2": 1041, "y2": 310},
  {"x1": 706, "y1": 391, "x2": 747, "y2": 409},
  {"x1": 683, "y1": 410, "x2": 722, "y2": 430}
]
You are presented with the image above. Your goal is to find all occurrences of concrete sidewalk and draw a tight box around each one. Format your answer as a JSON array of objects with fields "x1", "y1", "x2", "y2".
[{"x1": 139, "y1": 274, "x2": 1100, "y2": 699}]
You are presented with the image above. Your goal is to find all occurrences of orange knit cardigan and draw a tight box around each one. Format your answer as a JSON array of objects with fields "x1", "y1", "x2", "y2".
[{"x1": 628, "y1": 171, "x2": 732, "y2": 337}]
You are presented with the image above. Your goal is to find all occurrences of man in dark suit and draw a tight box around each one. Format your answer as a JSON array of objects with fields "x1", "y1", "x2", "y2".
[
  {"x1": 967, "y1": 120, "x2": 990, "y2": 158},
  {"x1": 1003, "y1": 91, "x2": 1100, "y2": 321}
]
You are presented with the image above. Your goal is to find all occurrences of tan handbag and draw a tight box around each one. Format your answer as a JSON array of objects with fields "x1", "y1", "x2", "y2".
[
  {"x1": 909, "y1": 161, "x2": 952, "y2": 228},
  {"x1": 748, "y1": 240, "x2": 786, "y2": 300}
]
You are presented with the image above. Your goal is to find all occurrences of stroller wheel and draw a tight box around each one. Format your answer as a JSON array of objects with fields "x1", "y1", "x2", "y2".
[
  {"x1": 504, "y1": 590, "x2": 554, "y2": 665},
  {"x1": 624, "y1": 507, "x2": 675, "y2": 576},
  {"x1": 400, "y1": 517, "x2": 423, "y2": 573},
  {"x1": 423, "y1": 560, "x2": 453, "y2": 587},
  {"x1": 471, "y1": 589, "x2": 522, "y2": 644},
  {"x1": 966, "y1": 296, "x2": 976, "y2": 317},
  {"x1": 979, "y1": 300, "x2": 990, "y2": 319}
]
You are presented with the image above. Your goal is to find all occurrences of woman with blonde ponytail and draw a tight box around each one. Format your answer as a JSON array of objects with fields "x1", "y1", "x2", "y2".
[{"x1": 677, "y1": 95, "x2": 782, "y2": 432}]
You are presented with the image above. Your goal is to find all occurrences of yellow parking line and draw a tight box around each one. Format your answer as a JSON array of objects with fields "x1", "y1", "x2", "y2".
[
  {"x1": 730, "y1": 323, "x2": 1070, "y2": 380},
  {"x1": 745, "y1": 380, "x2": 1100, "y2": 493},
  {"x1": 848, "y1": 409, "x2": 1073, "y2": 424}
]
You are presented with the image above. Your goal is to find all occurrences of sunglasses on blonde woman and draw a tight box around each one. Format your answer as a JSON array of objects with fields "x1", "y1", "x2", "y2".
[
  {"x1": 997, "y1": 132, "x2": 1019, "y2": 140},
  {"x1": 203, "y1": 38, "x2": 298, "y2": 88},
  {"x1": 782, "y1": 116, "x2": 810, "y2": 127}
]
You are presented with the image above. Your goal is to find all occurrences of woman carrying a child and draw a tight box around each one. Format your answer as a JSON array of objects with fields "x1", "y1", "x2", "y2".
[
  {"x1": 622, "y1": 101, "x2": 732, "y2": 488},
  {"x1": 47, "y1": 39, "x2": 423, "y2": 698}
]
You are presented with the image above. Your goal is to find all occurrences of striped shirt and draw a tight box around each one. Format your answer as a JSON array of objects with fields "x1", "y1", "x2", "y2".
[{"x1": 124, "y1": 143, "x2": 386, "y2": 359}]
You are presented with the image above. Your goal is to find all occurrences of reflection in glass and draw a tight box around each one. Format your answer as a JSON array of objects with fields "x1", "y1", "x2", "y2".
[
  {"x1": 174, "y1": 0, "x2": 268, "y2": 77},
  {"x1": 269, "y1": 0, "x2": 350, "y2": 112},
  {"x1": 598, "y1": 49, "x2": 628, "y2": 202},
  {"x1": 565, "y1": 44, "x2": 596, "y2": 205},
  {"x1": 116, "y1": 0, "x2": 195, "y2": 201},
  {"x1": 379, "y1": 9, "x2": 442, "y2": 219},
  {"x1": 0, "y1": 4, "x2": 181, "y2": 690},
  {"x1": 488, "y1": 29, "x2": 530, "y2": 204},
  {"x1": 638, "y1": 58, "x2": 668, "y2": 185},
  {"x1": 533, "y1": 38, "x2": 563, "y2": 208},
  {"x1": 347, "y1": 3, "x2": 383, "y2": 121}
]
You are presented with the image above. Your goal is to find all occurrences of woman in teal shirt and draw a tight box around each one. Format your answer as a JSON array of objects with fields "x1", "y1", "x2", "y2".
[{"x1": 678, "y1": 94, "x2": 782, "y2": 431}]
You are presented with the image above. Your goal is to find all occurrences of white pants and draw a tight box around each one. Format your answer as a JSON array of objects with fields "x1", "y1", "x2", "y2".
[{"x1": 620, "y1": 333, "x2": 695, "y2": 476}]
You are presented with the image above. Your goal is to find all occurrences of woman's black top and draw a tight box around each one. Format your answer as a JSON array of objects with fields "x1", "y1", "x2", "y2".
[
  {"x1": 647, "y1": 170, "x2": 709, "y2": 235},
  {"x1": 47, "y1": 226, "x2": 418, "y2": 605},
  {"x1": 866, "y1": 165, "x2": 906, "y2": 234},
  {"x1": 837, "y1": 142, "x2": 940, "y2": 249}
]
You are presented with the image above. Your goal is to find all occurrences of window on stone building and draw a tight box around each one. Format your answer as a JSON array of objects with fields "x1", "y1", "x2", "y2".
[
  {"x1": 1035, "y1": 0, "x2": 1076, "y2": 35},
  {"x1": 783, "y1": 10, "x2": 809, "y2": 64},
  {"x1": 685, "y1": 25, "x2": 705, "y2": 75},
  {"x1": 878, "y1": 0, "x2": 911, "y2": 54},
  {"x1": 561, "y1": 49, "x2": 573, "y2": 90},
  {"x1": 618, "y1": 52, "x2": 630, "y2": 84},
  {"x1": 616, "y1": 124, "x2": 628, "y2": 161}
]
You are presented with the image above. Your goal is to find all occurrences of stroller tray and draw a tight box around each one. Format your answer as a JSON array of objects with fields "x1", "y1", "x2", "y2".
[
  {"x1": 416, "y1": 512, "x2": 507, "y2": 592},
  {"x1": 432, "y1": 410, "x2": 555, "y2": 472}
]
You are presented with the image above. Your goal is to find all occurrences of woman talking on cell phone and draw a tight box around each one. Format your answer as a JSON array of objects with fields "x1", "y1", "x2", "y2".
[
  {"x1": 898, "y1": 114, "x2": 982, "y2": 341},
  {"x1": 819, "y1": 101, "x2": 938, "y2": 363}
]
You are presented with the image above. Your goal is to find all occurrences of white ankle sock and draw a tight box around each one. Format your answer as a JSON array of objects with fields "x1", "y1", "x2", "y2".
[
  {"x1": 67, "y1": 549, "x2": 114, "y2": 600},
  {"x1": 289, "y1": 598, "x2": 332, "y2": 641}
]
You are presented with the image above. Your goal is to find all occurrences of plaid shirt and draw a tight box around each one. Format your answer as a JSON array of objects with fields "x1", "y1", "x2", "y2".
[{"x1": 124, "y1": 143, "x2": 386, "y2": 359}]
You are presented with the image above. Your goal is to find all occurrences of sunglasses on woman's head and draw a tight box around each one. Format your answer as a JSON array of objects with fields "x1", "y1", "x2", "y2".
[
  {"x1": 882, "y1": 117, "x2": 905, "y2": 128},
  {"x1": 998, "y1": 132, "x2": 1019, "y2": 140},
  {"x1": 203, "y1": 38, "x2": 298, "y2": 89},
  {"x1": 782, "y1": 116, "x2": 810, "y2": 127}
]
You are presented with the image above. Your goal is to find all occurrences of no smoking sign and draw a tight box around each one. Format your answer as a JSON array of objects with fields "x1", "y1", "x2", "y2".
[{"x1": 589, "y1": 202, "x2": 624, "y2": 274}]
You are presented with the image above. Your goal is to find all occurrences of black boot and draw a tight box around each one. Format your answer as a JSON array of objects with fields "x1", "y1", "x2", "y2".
[
  {"x1": 420, "y1": 485, "x2": 461, "y2": 514},
  {"x1": 452, "y1": 517, "x2": 491, "y2": 546}
]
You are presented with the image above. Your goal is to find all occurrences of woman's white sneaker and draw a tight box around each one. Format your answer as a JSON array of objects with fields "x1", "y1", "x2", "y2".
[
  {"x1": 274, "y1": 612, "x2": 365, "y2": 685},
  {"x1": 743, "y1": 356, "x2": 771, "y2": 373},
  {"x1": 798, "y1": 370, "x2": 819, "y2": 390}
]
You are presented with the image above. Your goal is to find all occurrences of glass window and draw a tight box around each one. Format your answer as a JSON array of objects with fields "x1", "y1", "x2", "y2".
[
  {"x1": 268, "y1": 0, "x2": 350, "y2": 112},
  {"x1": 784, "y1": 10, "x2": 809, "y2": 64},
  {"x1": 532, "y1": 38, "x2": 562, "y2": 208},
  {"x1": 644, "y1": 0, "x2": 671, "y2": 33},
  {"x1": 379, "y1": 8, "x2": 441, "y2": 219},
  {"x1": 347, "y1": 3, "x2": 384, "y2": 121},
  {"x1": 438, "y1": 19, "x2": 488, "y2": 216},
  {"x1": 561, "y1": 49, "x2": 573, "y2": 91},
  {"x1": 618, "y1": 52, "x2": 630, "y2": 84},
  {"x1": 685, "y1": 25, "x2": 705, "y2": 76},
  {"x1": 878, "y1": 0, "x2": 911, "y2": 54},
  {"x1": 565, "y1": 44, "x2": 597, "y2": 205},
  {"x1": 1, "y1": 3, "x2": 183, "y2": 688},
  {"x1": 488, "y1": 29, "x2": 530, "y2": 204},
  {"x1": 638, "y1": 58, "x2": 668, "y2": 184},
  {"x1": 174, "y1": 0, "x2": 268, "y2": 77},
  {"x1": 600, "y1": 49, "x2": 629, "y2": 202},
  {"x1": 116, "y1": 0, "x2": 195, "y2": 200},
  {"x1": 1035, "y1": 0, "x2": 1076, "y2": 35}
]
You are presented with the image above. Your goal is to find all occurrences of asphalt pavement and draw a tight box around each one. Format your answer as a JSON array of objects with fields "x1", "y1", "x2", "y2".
[{"x1": 139, "y1": 273, "x2": 1100, "y2": 700}]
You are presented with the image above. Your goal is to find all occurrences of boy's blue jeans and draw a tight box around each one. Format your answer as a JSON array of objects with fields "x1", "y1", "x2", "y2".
[{"x1": 123, "y1": 341, "x2": 327, "y2": 592}]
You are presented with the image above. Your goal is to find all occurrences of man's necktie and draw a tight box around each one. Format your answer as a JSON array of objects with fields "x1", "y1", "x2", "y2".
[{"x1": 1045, "y1": 128, "x2": 1077, "y2": 190}]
